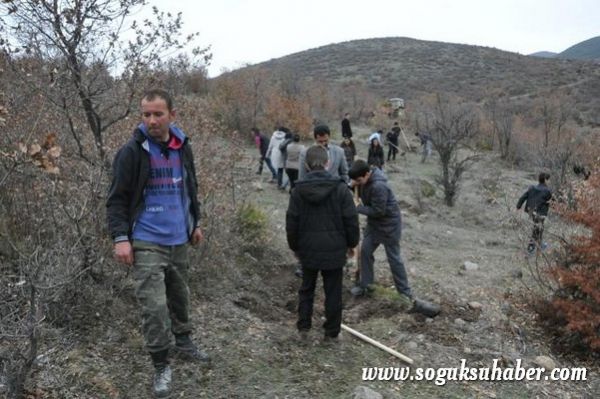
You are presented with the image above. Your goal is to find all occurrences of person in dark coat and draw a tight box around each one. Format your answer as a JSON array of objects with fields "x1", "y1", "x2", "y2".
[
  {"x1": 286, "y1": 145, "x2": 360, "y2": 340},
  {"x1": 341, "y1": 113, "x2": 353, "y2": 138},
  {"x1": 367, "y1": 138, "x2": 385, "y2": 169},
  {"x1": 252, "y1": 127, "x2": 276, "y2": 179},
  {"x1": 348, "y1": 160, "x2": 440, "y2": 317},
  {"x1": 516, "y1": 172, "x2": 553, "y2": 253},
  {"x1": 386, "y1": 123, "x2": 401, "y2": 161}
]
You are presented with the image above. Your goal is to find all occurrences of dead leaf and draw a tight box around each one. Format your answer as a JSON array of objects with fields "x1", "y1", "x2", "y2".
[
  {"x1": 42, "y1": 132, "x2": 57, "y2": 149},
  {"x1": 18, "y1": 142, "x2": 27, "y2": 153},
  {"x1": 47, "y1": 145, "x2": 62, "y2": 158},
  {"x1": 28, "y1": 143, "x2": 41, "y2": 156}
]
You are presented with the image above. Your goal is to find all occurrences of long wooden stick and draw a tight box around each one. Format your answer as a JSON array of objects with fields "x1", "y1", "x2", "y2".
[
  {"x1": 399, "y1": 128, "x2": 413, "y2": 151},
  {"x1": 352, "y1": 187, "x2": 362, "y2": 284},
  {"x1": 341, "y1": 323, "x2": 414, "y2": 365}
]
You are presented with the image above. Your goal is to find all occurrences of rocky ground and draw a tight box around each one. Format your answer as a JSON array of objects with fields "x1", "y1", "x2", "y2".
[{"x1": 22, "y1": 128, "x2": 598, "y2": 398}]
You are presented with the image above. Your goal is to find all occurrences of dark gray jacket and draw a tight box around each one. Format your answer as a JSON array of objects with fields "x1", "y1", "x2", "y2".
[
  {"x1": 106, "y1": 128, "x2": 200, "y2": 242},
  {"x1": 516, "y1": 183, "x2": 552, "y2": 216},
  {"x1": 286, "y1": 171, "x2": 359, "y2": 270},
  {"x1": 356, "y1": 168, "x2": 401, "y2": 238}
]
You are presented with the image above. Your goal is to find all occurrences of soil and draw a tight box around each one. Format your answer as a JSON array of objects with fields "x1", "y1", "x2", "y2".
[{"x1": 24, "y1": 128, "x2": 598, "y2": 398}]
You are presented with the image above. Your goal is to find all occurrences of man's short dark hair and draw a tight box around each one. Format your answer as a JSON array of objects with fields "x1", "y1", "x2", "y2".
[
  {"x1": 251, "y1": 127, "x2": 260, "y2": 134},
  {"x1": 142, "y1": 88, "x2": 173, "y2": 111},
  {"x1": 313, "y1": 124, "x2": 331, "y2": 138},
  {"x1": 305, "y1": 145, "x2": 328, "y2": 171},
  {"x1": 349, "y1": 159, "x2": 370, "y2": 180},
  {"x1": 538, "y1": 172, "x2": 550, "y2": 184}
]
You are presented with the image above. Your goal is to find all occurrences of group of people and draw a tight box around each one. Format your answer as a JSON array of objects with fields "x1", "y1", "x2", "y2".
[
  {"x1": 285, "y1": 124, "x2": 441, "y2": 345},
  {"x1": 106, "y1": 91, "x2": 551, "y2": 398}
]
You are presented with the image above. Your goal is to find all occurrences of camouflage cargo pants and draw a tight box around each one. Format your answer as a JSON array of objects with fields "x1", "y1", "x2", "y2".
[{"x1": 132, "y1": 240, "x2": 192, "y2": 353}]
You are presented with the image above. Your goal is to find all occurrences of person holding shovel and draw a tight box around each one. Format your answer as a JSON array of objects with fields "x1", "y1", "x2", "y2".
[
  {"x1": 348, "y1": 160, "x2": 439, "y2": 317},
  {"x1": 286, "y1": 145, "x2": 360, "y2": 341}
]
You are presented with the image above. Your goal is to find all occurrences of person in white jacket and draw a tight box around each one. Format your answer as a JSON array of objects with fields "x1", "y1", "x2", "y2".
[{"x1": 266, "y1": 127, "x2": 288, "y2": 188}]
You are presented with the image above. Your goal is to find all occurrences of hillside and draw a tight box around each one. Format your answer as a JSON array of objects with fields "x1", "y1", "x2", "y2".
[
  {"x1": 251, "y1": 37, "x2": 597, "y2": 99},
  {"x1": 557, "y1": 35, "x2": 600, "y2": 61},
  {"x1": 28, "y1": 131, "x2": 598, "y2": 398},
  {"x1": 233, "y1": 37, "x2": 600, "y2": 125}
]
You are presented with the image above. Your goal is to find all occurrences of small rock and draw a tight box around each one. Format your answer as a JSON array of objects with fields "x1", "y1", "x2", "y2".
[
  {"x1": 463, "y1": 347, "x2": 472, "y2": 354},
  {"x1": 533, "y1": 355, "x2": 556, "y2": 370},
  {"x1": 479, "y1": 239, "x2": 486, "y2": 246},
  {"x1": 462, "y1": 261, "x2": 479, "y2": 271},
  {"x1": 353, "y1": 386, "x2": 383, "y2": 399},
  {"x1": 409, "y1": 267, "x2": 417, "y2": 275},
  {"x1": 454, "y1": 318, "x2": 466, "y2": 326},
  {"x1": 416, "y1": 334, "x2": 425, "y2": 341},
  {"x1": 405, "y1": 341, "x2": 418, "y2": 350},
  {"x1": 251, "y1": 182, "x2": 263, "y2": 191},
  {"x1": 511, "y1": 269, "x2": 523, "y2": 279},
  {"x1": 425, "y1": 317, "x2": 434, "y2": 324},
  {"x1": 468, "y1": 301, "x2": 483, "y2": 310}
]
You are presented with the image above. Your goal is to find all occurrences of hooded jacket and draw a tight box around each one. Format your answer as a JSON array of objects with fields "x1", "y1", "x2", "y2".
[
  {"x1": 266, "y1": 130, "x2": 287, "y2": 169},
  {"x1": 106, "y1": 124, "x2": 200, "y2": 243},
  {"x1": 286, "y1": 170, "x2": 359, "y2": 270},
  {"x1": 516, "y1": 183, "x2": 552, "y2": 216},
  {"x1": 356, "y1": 168, "x2": 401, "y2": 238}
]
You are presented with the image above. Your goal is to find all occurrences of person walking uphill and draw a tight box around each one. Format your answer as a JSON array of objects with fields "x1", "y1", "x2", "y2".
[
  {"x1": 516, "y1": 172, "x2": 553, "y2": 254},
  {"x1": 286, "y1": 146, "x2": 360, "y2": 341},
  {"x1": 348, "y1": 160, "x2": 440, "y2": 317},
  {"x1": 341, "y1": 113, "x2": 353, "y2": 138},
  {"x1": 252, "y1": 127, "x2": 277, "y2": 180},
  {"x1": 106, "y1": 89, "x2": 210, "y2": 398}
]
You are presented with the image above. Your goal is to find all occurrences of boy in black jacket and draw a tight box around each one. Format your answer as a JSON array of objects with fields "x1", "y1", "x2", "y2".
[
  {"x1": 516, "y1": 172, "x2": 553, "y2": 253},
  {"x1": 286, "y1": 145, "x2": 360, "y2": 340}
]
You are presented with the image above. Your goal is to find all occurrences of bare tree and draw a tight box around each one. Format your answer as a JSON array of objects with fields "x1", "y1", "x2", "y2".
[
  {"x1": 486, "y1": 97, "x2": 516, "y2": 159},
  {"x1": 0, "y1": 0, "x2": 210, "y2": 164},
  {"x1": 417, "y1": 94, "x2": 480, "y2": 206}
]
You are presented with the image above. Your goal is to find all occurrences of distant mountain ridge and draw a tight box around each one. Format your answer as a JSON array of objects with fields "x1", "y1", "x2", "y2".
[
  {"x1": 529, "y1": 51, "x2": 557, "y2": 58},
  {"x1": 530, "y1": 36, "x2": 600, "y2": 60},
  {"x1": 557, "y1": 36, "x2": 600, "y2": 60}
]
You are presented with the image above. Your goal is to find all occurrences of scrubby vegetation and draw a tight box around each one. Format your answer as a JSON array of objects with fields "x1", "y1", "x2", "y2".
[{"x1": 1, "y1": 2, "x2": 599, "y2": 397}]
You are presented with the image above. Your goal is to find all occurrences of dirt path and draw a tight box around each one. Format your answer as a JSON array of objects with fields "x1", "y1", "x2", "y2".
[{"x1": 208, "y1": 135, "x2": 598, "y2": 398}]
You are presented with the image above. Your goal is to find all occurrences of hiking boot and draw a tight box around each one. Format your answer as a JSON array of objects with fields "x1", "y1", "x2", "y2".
[
  {"x1": 152, "y1": 365, "x2": 172, "y2": 398},
  {"x1": 527, "y1": 243, "x2": 536, "y2": 254},
  {"x1": 174, "y1": 334, "x2": 211, "y2": 364},
  {"x1": 541, "y1": 242, "x2": 548, "y2": 250},
  {"x1": 350, "y1": 285, "x2": 365, "y2": 297},
  {"x1": 294, "y1": 267, "x2": 303, "y2": 278},
  {"x1": 409, "y1": 298, "x2": 441, "y2": 318}
]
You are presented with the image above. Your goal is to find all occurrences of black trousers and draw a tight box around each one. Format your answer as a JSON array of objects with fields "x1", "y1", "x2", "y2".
[
  {"x1": 387, "y1": 145, "x2": 398, "y2": 160},
  {"x1": 297, "y1": 267, "x2": 343, "y2": 338},
  {"x1": 286, "y1": 168, "x2": 299, "y2": 189}
]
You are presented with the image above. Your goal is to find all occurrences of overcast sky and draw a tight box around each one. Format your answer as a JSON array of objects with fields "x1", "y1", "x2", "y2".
[{"x1": 147, "y1": 0, "x2": 599, "y2": 77}]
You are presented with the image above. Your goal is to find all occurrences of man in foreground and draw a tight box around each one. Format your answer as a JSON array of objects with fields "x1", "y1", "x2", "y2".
[{"x1": 107, "y1": 89, "x2": 209, "y2": 398}]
